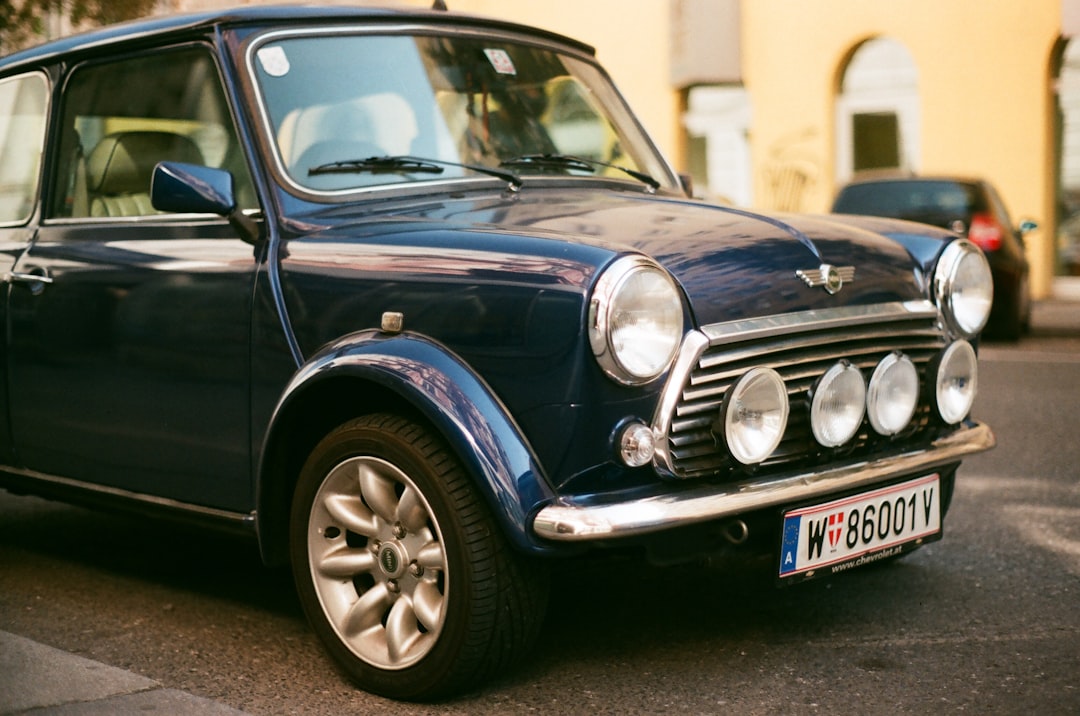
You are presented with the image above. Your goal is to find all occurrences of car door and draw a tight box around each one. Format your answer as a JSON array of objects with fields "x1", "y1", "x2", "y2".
[
  {"x1": 0, "y1": 71, "x2": 50, "y2": 468},
  {"x1": 7, "y1": 45, "x2": 262, "y2": 512}
]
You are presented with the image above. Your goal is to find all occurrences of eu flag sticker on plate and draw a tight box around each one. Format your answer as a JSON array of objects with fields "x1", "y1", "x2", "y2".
[{"x1": 484, "y1": 48, "x2": 517, "y2": 75}]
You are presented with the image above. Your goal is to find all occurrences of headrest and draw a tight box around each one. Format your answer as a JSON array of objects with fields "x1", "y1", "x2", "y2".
[{"x1": 86, "y1": 131, "x2": 203, "y2": 195}]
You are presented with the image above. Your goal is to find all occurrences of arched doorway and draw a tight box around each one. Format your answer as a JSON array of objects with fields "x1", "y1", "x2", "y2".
[
  {"x1": 1056, "y1": 38, "x2": 1080, "y2": 279},
  {"x1": 835, "y1": 37, "x2": 920, "y2": 184},
  {"x1": 682, "y1": 86, "x2": 753, "y2": 206}
]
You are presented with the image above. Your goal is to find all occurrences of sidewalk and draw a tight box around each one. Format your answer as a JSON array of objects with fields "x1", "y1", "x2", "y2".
[
  {"x1": 1040, "y1": 277, "x2": 1080, "y2": 330},
  {"x1": 0, "y1": 631, "x2": 250, "y2": 716}
]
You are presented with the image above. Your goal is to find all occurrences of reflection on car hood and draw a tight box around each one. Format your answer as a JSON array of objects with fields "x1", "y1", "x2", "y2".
[{"x1": 302, "y1": 189, "x2": 935, "y2": 327}]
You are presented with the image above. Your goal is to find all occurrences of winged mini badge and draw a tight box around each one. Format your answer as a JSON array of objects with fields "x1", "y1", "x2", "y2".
[{"x1": 796, "y1": 264, "x2": 856, "y2": 294}]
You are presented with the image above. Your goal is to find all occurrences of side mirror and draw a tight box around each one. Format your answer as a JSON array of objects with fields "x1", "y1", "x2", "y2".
[{"x1": 151, "y1": 161, "x2": 260, "y2": 244}]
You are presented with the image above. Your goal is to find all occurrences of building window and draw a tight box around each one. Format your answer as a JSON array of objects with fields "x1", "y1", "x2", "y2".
[{"x1": 836, "y1": 37, "x2": 919, "y2": 182}]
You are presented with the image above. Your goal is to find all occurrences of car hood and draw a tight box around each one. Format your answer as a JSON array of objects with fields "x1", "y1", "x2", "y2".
[{"x1": 296, "y1": 188, "x2": 935, "y2": 327}]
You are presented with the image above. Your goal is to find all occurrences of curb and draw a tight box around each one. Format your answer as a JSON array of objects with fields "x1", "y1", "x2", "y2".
[{"x1": 0, "y1": 631, "x2": 250, "y2": 716}]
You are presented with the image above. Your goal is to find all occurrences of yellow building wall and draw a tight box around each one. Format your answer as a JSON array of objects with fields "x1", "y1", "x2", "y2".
[
  {"x1": 392, "y1": 0, "x2": 681, "y2": 165},
  {"x1": 742, "y1": 0, "x2": 1061, "y2": 297}
]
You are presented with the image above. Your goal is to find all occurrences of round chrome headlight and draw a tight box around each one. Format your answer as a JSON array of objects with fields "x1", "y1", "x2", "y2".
[
  {"x1": 934, "y1": 340, "x2": 978, "y2": 424},
  {"x1": 810, "y1": 361, "x2": 866, "y2": 447},
  {"x1": 589, "y1": 256, "x2": 683, "y2": 385},
  {"x1": 867, "y1": 352, "x2": 920, "y2": 435},
  {"x1": 934, "y1": 239, "x2": 993, "y2": 338},
  {"x1": 721, "y1": 367, "x2": 789, "y2": 465}
]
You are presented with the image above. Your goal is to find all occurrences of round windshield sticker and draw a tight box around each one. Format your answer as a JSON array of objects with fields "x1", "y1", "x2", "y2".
[
  {"x1": 257, "y1": 46, "x2": 291, "y2": 77},
  {"x1": 484, "y1": 48, "x2": 517, "y2": 75}
]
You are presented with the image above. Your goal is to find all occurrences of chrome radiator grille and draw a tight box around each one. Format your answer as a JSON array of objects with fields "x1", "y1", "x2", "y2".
[{"x1": 656, "y1": 302, "x2": 948, "y2": 479}]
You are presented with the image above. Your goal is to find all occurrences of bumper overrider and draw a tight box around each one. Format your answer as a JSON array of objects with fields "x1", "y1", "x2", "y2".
[{"x1": 533, "y1": 300, "x2": 997, "y2": 542}]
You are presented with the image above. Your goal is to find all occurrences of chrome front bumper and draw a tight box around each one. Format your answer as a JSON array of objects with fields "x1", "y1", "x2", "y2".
[{"x1": 532, "y1": 421, "x2": 994, "y2": 542}]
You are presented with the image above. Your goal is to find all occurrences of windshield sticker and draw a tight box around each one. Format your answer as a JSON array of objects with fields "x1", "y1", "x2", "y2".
[
  {"x1": 484, "y1": 48, "x2": 517, "y2": 75},
  {"x1": 257, "y1": 46, "x2": 291, "y2": 77}
]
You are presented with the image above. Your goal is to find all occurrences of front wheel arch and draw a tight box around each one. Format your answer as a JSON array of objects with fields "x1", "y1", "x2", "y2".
[
  {"x1": 256, "y1": 377, "x2": 414, "y2": 566},
  {"x1": 255, "y1": 333, "x2": 557, "y2": 566}
]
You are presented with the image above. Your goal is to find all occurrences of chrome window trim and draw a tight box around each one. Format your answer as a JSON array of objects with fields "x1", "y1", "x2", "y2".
[
  {"x1": 651, "y1": 300, "x2": 941, "y2": 477},
  {"x1": 43, "y1": 212, "x2": 232, "y2": 226},
  {"x1": 41, "y1": 208, "x2": 262, "y2": 227}
]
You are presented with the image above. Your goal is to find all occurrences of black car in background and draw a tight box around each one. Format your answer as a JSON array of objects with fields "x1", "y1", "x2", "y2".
[{"x1": 833, "y1": 175, "x2": 1037, "y2": 339}]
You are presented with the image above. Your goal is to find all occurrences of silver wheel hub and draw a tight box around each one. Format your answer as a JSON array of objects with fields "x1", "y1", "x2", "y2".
[
  {"x1": 307, "y1": 456, "x2": 448, "y2": 670},
  {"x1": 378, "y1": 542, "x2": 406, "y2": 578}
]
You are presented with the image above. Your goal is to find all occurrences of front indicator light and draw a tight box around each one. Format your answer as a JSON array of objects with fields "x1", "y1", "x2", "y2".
[
  {"x1": 617, "y1": 421, "x2": 656, "y2": 467},
  {"x1": 721, "y1": 367, "x2": 789, "y2": 465},
  {"x1": 810, "y1": 361, "x2": 866, "y2": 447},
  {"x1": 867, "y1": 352, "x2": 920, "y2": 435},
  {"x1": 935, "y1": 340, "x2": 978, "y2": 424}
]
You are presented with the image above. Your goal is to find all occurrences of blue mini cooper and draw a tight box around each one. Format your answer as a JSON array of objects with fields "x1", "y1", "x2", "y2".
[{"x1": 0, "y1": 4, "x2": 995, "y2": 700}]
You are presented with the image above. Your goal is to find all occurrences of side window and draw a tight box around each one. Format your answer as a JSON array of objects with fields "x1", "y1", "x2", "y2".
[
  {"x1": 50, "y1": 46, "x2": 255, "y2": 219},
  {"x1": 0, "y1": 73, "x2": 48, "y2": 225}
]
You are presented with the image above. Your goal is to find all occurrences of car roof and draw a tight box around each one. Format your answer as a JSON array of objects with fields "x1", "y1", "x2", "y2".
[{"x1": 0, "y1": 4, "x2": 595, "y2": 73}]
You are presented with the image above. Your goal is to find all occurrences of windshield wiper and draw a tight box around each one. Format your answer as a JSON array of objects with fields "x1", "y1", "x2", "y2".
[
  {"x1": 309, "y1": 155, "x2": 522, "y2": 190},
  {"x1": 499, "y1": 153, "x2": 660, "y2": 191},
  {"x1": 309, "y1": 156, "x2": 444, "y2": 176},
  {"x1": 499, "y1": 154, "x2": 595, "y2": 173}
]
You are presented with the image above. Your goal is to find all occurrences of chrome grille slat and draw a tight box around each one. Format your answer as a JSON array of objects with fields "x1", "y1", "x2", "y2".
[
  {"x1": 691, "y1": 336, "x2": 943, "y2": 387},
  {"x1": 671, "y1": 415, "x2": 713, "y2": 434},
  {"x1": 697, "y1": 324, "x2": 942, "y2": 371},
  {"x1": 660, "y1": 303, "x2": 948, "y2": 479}
]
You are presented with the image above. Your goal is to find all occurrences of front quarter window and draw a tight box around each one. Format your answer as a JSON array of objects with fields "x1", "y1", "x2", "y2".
[
  {"x1": 249, "y1": 30, "x2": 677, "y2": 194},
  {"x1": 0, "y1": 73, "x2": 48, "y2": 225}
]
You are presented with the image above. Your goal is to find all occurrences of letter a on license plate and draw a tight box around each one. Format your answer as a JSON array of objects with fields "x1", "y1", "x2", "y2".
[{"x1": 778, "y1": 474, "x2": 942, "y2": 582}]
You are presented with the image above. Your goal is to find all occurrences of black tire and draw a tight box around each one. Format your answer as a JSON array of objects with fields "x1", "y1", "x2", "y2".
[{"x1": 289, "y1": 414, "x2": 548, "y2": 701}]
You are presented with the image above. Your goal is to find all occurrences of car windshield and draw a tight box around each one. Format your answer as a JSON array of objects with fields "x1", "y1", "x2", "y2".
[
  {"x1": 248, "y1": 29, "x2": 677, "y2": 194},
  {"x1": 832, "y1": 179, "x2": 986, "y2": 228}
]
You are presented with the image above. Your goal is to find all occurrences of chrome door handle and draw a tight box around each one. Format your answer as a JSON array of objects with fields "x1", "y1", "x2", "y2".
[
  {"x1": 8, "y1": 271, "x2": 54, "y2": 285},
  {"x1": 6, "y1": 268, "x2": 54, "y2": 295}
]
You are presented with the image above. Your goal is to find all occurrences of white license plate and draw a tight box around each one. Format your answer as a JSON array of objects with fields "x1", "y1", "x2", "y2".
[{"x1": 778, "y1": 474, "x2": 941, "y2": 580}]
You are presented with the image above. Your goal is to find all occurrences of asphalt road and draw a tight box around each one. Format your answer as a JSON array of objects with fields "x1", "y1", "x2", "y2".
[{"x1": 1, "y1": 308, "x2": 1078, "y2": 715}]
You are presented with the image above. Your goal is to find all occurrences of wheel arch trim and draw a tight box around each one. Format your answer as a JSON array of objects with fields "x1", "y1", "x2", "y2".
[{"x1": 255, "y1": 330, "x2": 557, "y2": 563}]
